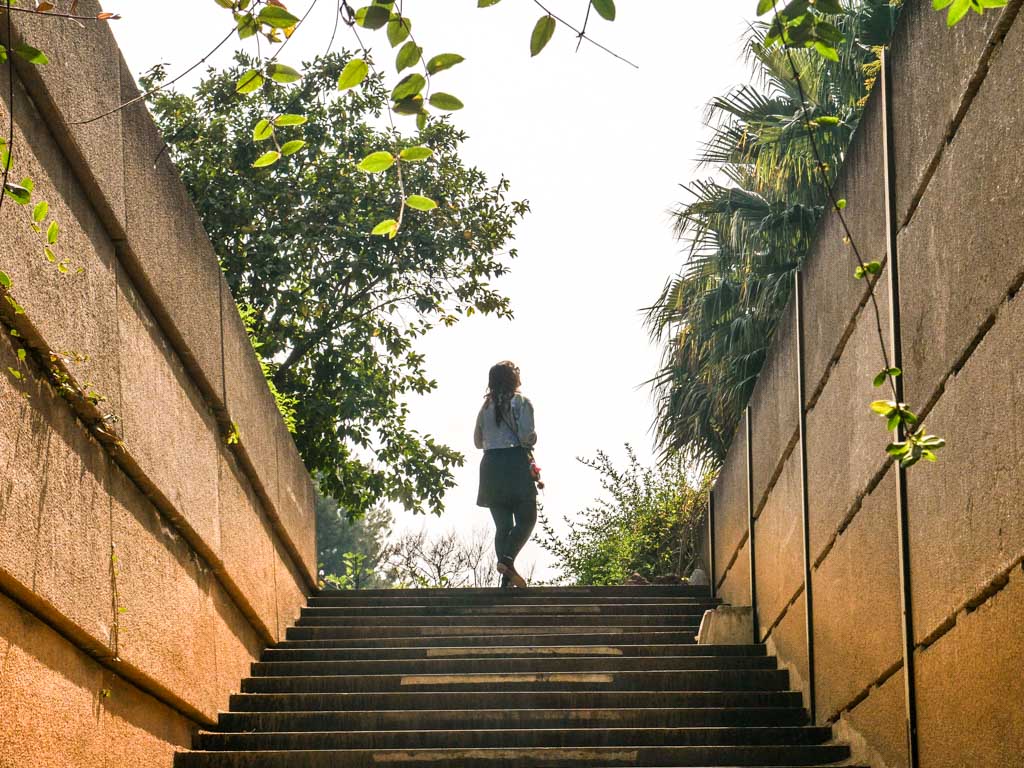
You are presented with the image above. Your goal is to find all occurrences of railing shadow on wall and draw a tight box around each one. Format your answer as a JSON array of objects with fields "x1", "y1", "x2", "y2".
[{"x1": 703, "y1": 2, "x2": 1024, "y2": 767}]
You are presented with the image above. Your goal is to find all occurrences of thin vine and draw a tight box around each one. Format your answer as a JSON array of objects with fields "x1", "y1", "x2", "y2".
[{"x1": 764, "y1": 0, "x2": 946, "y2": 467}]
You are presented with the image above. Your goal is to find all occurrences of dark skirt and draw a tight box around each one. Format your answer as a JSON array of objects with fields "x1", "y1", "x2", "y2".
[{"x1": 476, "y1": 447, "x2": 537, "y2": 508}]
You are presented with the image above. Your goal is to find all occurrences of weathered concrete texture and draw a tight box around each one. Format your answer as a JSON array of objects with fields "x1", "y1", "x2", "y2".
[
  {"x1": 213, "y1": 579, "x2": 267, "y2": 703},
  {"x1": 0, "y1": 331, "x2": 113, "y2": 652},
  {"x1": 915, "y1": 564, "x2": 1024, "y2": 768},
  {"x1": 274, "y1": 532, "x2": 310, "y2": 640},
  {"x1": 275, "y1": 414, "x2": 317, "y2": 582},
  {"x1": 749, "y1": 304, "x2": 799, "y2": 511},
  {"x1": 0, "y1": 67, "x2": 121, "y2": 425},
  {"x1": 752, "y1": 450, "x2": 803, "y2": 632},
  {"x1": 696, "y1": 606, "x2": 753, "y2": 645},
  {"x1": 218, "y1": 448, "x2": 279, "y2": 640},
  {"x1": 905, "y1": 288, "x2": 1024, "y2": 644},
  {"x1": 109, "y1": 464, "x2": 222, "y2": 721},
  {"x1": 812, "y1": 469, "x2": 902, "y2": 720},
  {"x1": 764, "y1": 592, "x2": 809, "y2": 714},
  {"x1": 805, "y1": 293, "x2": 891, "y2": 563},
  {"x1": 4, "y1": 0, "x2": 127, "y2": 235},
  {"x1": 898, "y1": 11, "x2": 1024, "y2": 412},
  {"x1": 717, "y1": 537, "x2": 751, "y2": 610},
  {"x1": 837, "y1": 667, "x2": 908, "y2": 768},
  {"x1": 220, "y1": 280, "x2": 281, "y2": 533},
  {"x1": 800, "y1": 88, "x2": 888, "y2": 397},
  {"x1": 712, "y1": 423, "x2": 748, "y2": 587},
  {"x1": 0, "y1": 592, "x2": 194, "y2": 768},
  {"x1": 118, "y1": 57, "x2": 226, "y2": 407},
  {"x1": 116, "y1": 263, "x2": 221, "y2": 555},
  {"x1": 888, "y1": 0, "x2": 1014, "y2": 226}
]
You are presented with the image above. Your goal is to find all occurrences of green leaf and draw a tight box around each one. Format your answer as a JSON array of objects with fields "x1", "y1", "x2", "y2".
[
  {"x1": 835, "y1": 198, "x2": 847, "y2": 210},
  {"x1": 236, "y1": 69, "x2": 264, "y2": 94},
  {"x1": 356, "y1": 5, "x2": 391, "y2": 29},
  {"x1": 371, "y1": 218, "x2": 399, "y2": 238},
  {"x1": 393, "y1": 96, "x2": 424, "y2": 115},
  {"x1": 873, "y1": 371, "x2": 887, "y2": 388},
  {"x1": 756, "y1": 0, "x2": 774, "y2": 14},
  {"x1": 253, "y1": 119, "x2": 274, "y2": 141},
  {"x1": 337, "y1": 58, "x2": 369, "y2": 90},
  {"x1": 252, "y1": 151, "x2": 281, "y2": 168},
  {"x1": 395, "y1": 42, "x2": 422, "y2": 72},
  {"x1": 854, "y1": 265, "x2": 866, "y2": 280},
  {"x1": 946, "y1": 0, "x2": 972, "y2": 25},
  {"x1": 591, "y1": 0, "x2": 615, "y2": 21},
  {"x1": 44, "y1": 247, "x2": 55, "y2": 263},
  {"x1": 8, "y1": 367, "x2": 22, "y2": 381},
  {"x1": 267, "y1": 63, "x2": 302, "y2": 84},
  {"x1": 426, "y1": 53, "x2": 465, "y2": 75},
  {"x1": 357, "y1": 151, "x2": 395, "y2": 173},
  {"x1": 870, "y1": 400, "x2": 897, "y2": 416},
  {"x1": 32, "y1": 200, "x2": 48, "y2": 222},
  {"x1": 236, "y1": 13, "x2": 259, "y2": 39},
  {"x1": 399, "y1": 146, "x2": 433, "y2": 162},
  {"x1": 4, "y1": 183, "x2": 31, "y2": 205},
  {"x1": 392, "y1": 73, "x2": 426, "y2": 101},
  {"x1": 17, "y1": 348, "x2": 25, "y2": 362},
  {"x1": 406, "y1": 194, "x2": 437, "y2": 211},
  {"x1": 428, "y1": 92, "x2": 464, "y2": 111},
  {"x1": 280, "y1": 140, "x2": 306, "y2": 156},
  {"x1": 478, "y1": 0, "x2": 501, "y2": 6},
  {"x1": 274, "y1": 113, "x2": 307, "y2": 127},
  {"x1": 257, "y1": 6, "x2": 300, "y2": 28},
  {"x1": 14, "y1": 43, "x2": 48, "y2": 65},
  {"x1": 387, "y1": 15, "x2": 411, "y2": 47},
  {"x1": 866, "y1": 260, "x2": 883, "y2": 275},
  {"x1": 812, "y1": 41, "x2": 840, "y2": 61},
  {"x1": 46, "y1": 220, "x2": 59, "y2": 245},
  {"x1": 416, "y1": 112, "x2": 428, "y2": 131},
  {"x1": 0, "y1": 271, "x2": 10, "y2": 289},
  {"x1": 530, "y1": 15, "x2": 556, "y2": 56}
]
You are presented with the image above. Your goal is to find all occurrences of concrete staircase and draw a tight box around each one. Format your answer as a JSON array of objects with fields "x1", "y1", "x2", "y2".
[{"x1": 175, "y1": 585, "x2": 862, "y2": 767}]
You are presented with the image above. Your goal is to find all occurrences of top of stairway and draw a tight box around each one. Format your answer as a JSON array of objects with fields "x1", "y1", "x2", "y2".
[{"x1": 317, "y1": 585, "x2": 713, "y2": 599}]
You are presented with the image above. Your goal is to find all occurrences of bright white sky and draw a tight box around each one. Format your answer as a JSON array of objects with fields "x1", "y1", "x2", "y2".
[{"x1": 112, "y1": 0, "x2": 754, "y2": 581}]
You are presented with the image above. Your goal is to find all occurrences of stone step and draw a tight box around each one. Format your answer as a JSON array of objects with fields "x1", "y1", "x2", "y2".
[
  {"x1": 240, "y1": 669, "x2": 790, "y2": 694},
  {"x1": 194, "y1": 725, "x2": 835, "y2": 751},
  {"x1": 279, "y1": 629, "x2": 698, "y2": 647},
  {"x1": 261, "y1": 643, "x2": 763, "y2": 662},
  {"x1": 308, "y1": 595, "x2": 718, "y2": 607},
  {"x1": 174, "y1": 743, "x2": 851, "y2": 767},
  {"x1": 317, "y1": 586, "x2": 711, "y2": 598},
  {"x1": 285, "y1": 625, "x2": 699, "y2": 641},
  {"x1": 250, "y1": 655, "x2": 777, "y2": 677},
  {"x1": 216, "y1": 706, "x2": 810, "y2": 733},
  {"x1": 301, "y1": 603, "x2": 714, "y2": 617},
  {"x1": 293, "y1": 614, "x2": 704, "y2": 627},
  {"x1": 227, "y1": 689, "x2": 805, "y2": 713}
]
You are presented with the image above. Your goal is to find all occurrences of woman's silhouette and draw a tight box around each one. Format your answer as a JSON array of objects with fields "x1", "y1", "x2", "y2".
[{"x1": 474, "y1": 361, "x2": 538, "y2": 588}]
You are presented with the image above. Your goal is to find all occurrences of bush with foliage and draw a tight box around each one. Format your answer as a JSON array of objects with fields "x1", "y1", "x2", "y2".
[{"x1": 537, "y1": 445, "x2": 709, "y2": 586}]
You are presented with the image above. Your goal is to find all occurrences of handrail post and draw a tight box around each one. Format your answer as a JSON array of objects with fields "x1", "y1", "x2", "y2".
[
  {"x1": 707, "y1": 492, "x2": 716, "y2": 600},
  {"x1": 881, "y1": 47, "x2": 920, "y2": 768},
  {"x1": 794, "y1": 269, "x2": 817, "y2": 723},
  {"x1": 745, "y1": 406, "x2": 759, "y2": 644}
]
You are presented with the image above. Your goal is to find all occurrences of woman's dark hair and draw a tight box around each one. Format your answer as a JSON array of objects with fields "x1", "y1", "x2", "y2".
[{"x1": 485, "y1": 361, "x2": 521, "y2": 428}]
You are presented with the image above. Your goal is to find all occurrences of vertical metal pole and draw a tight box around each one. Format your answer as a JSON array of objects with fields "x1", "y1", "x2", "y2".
[
  {"x1": 707, "y1": 492, "x2": 716, "y2": 600},
  {"x1": 745, "y1": 406, "x2": 759, "y2": 643},
  {"x1": 794, "y1": 270, "x2": 817, "y2": 723},
  {"x1": 881, "y1": 48, "x2": 920, "y2": 768}
]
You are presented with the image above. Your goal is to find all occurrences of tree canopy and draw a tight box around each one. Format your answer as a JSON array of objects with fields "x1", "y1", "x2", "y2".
[{"x1": 144, "y1": 52, "x2": 528, "y2": 518}]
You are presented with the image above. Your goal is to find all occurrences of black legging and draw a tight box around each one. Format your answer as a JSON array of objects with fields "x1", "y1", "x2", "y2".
[{"x1": 489, "y1": 498, "x2": 537, "y2": 564}]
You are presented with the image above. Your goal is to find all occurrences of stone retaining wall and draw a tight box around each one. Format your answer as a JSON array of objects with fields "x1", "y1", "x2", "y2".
[
  {"x1": 708, "y1": 2, "x2": 1024, "y2": 766},
  {"x1": 0, "y1": 4, "x2": 315, "y2": 765}
]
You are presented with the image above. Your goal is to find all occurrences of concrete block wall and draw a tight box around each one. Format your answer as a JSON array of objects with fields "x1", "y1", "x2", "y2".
[
  {"x1": 709, "y1": 2, "x2": 1024, "y2": 766},
  {"x1": 0, "y1": 3, "x2": 315, "y2": 765}
]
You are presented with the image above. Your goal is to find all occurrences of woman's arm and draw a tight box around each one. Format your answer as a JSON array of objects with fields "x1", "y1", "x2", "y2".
[
  {"x1": 473, "y1": 406, "x2": 484, "y2": 449},
  {"x1": 518, "y1": 397, "x2": 537, "y2": 447}
]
